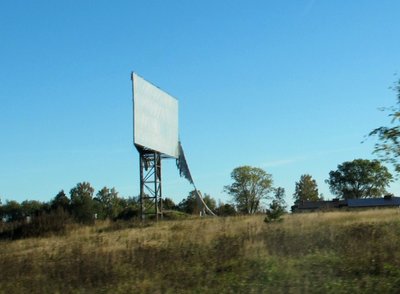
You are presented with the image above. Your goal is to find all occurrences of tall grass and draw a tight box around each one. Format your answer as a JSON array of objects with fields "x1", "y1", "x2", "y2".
[{"x1": 1, "y1": 209, "x2": 400, "y2": 293}]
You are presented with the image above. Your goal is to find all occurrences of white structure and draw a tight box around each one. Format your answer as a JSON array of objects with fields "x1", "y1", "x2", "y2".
[
  {"x1": 132, "y1": 73, "x2": 179, "y2": 158},
  {"x1": 131, "y1": 72, "x2": 215, "y2": 219}
]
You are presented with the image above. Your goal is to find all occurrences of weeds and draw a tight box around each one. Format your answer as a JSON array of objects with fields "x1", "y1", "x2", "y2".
[{"x1": 1, "y1": 209, "x2": 400, "y2": 293}]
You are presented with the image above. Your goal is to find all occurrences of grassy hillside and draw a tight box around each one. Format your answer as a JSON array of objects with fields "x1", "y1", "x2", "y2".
[{"x1": 1, "y1": 209, "x2": 400, "y2": 293}]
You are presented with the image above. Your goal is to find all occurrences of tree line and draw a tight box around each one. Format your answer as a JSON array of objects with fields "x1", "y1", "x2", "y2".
[
  {"x1": 0, "y1": 182, "x2": 239, "y2": 226},
  {"x1": 222, "y1": 158, "x2": 393, "y2": 219},
  {"x1": 0, "y1": 157, "x2": 394, "y2": 228},
  {"x1": 222, "y1": 79, "x2": 400, "y2": 216},
  {"x1": 2, "y1": 79, "x2": 400, "y2": 229}
]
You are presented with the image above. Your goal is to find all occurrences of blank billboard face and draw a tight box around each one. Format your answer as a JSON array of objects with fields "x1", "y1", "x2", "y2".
[{"x1": 132, "y1": 73, "x2": 179, "y2": 158}]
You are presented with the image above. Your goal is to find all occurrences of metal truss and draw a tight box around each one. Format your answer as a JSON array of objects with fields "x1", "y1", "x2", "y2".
[{"x1": 138, "y1": 148, "x2": 163, "y2": 220}]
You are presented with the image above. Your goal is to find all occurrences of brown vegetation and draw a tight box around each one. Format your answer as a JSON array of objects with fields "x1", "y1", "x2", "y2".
[{"x1": 1, "y1": 209, "x2": 400, "y2": 293}]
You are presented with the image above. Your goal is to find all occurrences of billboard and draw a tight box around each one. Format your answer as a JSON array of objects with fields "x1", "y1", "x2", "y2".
[{"x1": 132, "y1": 73, "x2": 179, "y2": 158}]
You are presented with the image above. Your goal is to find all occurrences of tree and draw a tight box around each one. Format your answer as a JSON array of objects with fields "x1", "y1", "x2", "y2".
[
  {"x1": 70, "y1": 182, "x2": 95, "y2": 224},
  {"x1": 114, "y1": 196, "x2": 140, "y2": 220},
  {"x1": 265, "y1": 187, "x2": 287, "y2": 222},
  {"x1": 94, "y1": 187, "x2": 122, "y2": 219},
  {"x1": 177, "y1": 190, "x2": 199, "y2": 214},
  {"x1": 163, "y1": 197, "x2": 176, "y2": 210},
  {"x1": 326, "y1": 159, "x2": 393, "y2": 199},
  {"x1": 51, "y1": 190, "x2": 70, "y2": 212},
  {"x1": 215, "y1": 202, "x2": 237, "y2": 216},
  {"x1": 202, "y1": 194, "x2": 216, "y2": 211},
  {"x1": 1, "y1": 200, "x2": 23, "y2": 222},
  {"x1": 21, "y1": 200, "x2": 44, "y2": 217},
  {"x1": 293, "y1": 174, "x2": 320, "y2": 203},
  {"x1": 177, "y1": 190, "x2": 216, "y2": 214},
  {"x1": 369, "y1": 79, "x2": 400, "y2": 174},
  {"x1": 224, "y1": 166, "x2": 273, "y2": 214},
  {"x1": 274, "y1": 187, "x2": 286, "y2": 203}
]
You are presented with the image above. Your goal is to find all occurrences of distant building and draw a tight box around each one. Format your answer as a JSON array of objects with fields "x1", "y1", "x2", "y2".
[
  {"x1": 347, "y1": 196, "x2": 400, "y2": 208},
  {"x1": 291, "y1": 195, "x2": 400, "y2": 212}
]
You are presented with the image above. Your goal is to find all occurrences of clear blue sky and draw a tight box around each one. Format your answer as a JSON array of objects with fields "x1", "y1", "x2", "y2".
[{"x1": 1, "y1": 0, "x2": 400, "y2": 207}]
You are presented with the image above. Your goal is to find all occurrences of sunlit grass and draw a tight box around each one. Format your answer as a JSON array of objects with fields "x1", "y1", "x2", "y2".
[{"x1": 1, "y1": 209, "x2": 400, "y2": 293}]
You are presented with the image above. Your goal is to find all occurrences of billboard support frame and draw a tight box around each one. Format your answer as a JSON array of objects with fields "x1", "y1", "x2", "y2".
[{"x1": 138, "y1": 147, "x2": 163, "y2": 221}]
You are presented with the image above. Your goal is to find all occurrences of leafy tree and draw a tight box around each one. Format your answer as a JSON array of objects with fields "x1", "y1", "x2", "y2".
[
  {"x1": 369, "y1": 79, "x2": 400, "y2": 174},
  {"x1": 21, "y1": 200, "x2": 44, "y2": 217},
  {"x1": 114, "y1": 196, "x2": 141, "y2": 220},
  {"x1": 202, "y1": 194, "x2": 216, "y2": 211},
  {"x1": 274, "y1": 187, "x2": 286, "y2": 202},
  {"x1": 224, "y1": 166, "x2": 273, "y2": 214},
  {"x1": 326, "y1": 159, "x2": 393, "y2": 199},
  {"x1": 293, "y1": 174, "x2": 320, "y2": 203},
  {"x1": 163, "y1": 197, "x2": 176, "y2": 210},
  {"x1": 215, "y1": 201, "x2": 237, "y2": 216},
  {"x1": 1, "y1": 200, "x2": 23, "y2": 222},
  {"x1": 70, "y1": 182, "x2": 95, "y2": 224},
  {"x1": 177, "y1": 190, "x2": 216, "y2": 215},
  {"x1": 265, "y1": 187, "x2": 287, "y2": 222},
  {"x1": 178, "y1": 190, "x2": 198, "y2": 214},
  {"x1": 51, "y1": 190, "x2": 70, "y2": 212},
  {"x1": 94, "y1": 187, "x2": 122, "y2": 219}
]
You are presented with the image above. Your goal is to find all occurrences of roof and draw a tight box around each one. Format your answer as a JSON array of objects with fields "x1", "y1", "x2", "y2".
[
  {"x1": 294, "y1": 200, "x2": 346, "y2": 210},
  {"x1": 292, "y1": 196, "x2": 400, "y2": 212},
  {"x1": 347, "y1": 197, "x2": 400, "y2": 208}
]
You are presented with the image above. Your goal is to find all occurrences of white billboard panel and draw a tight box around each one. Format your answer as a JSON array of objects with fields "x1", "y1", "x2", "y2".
[{"x1": 132, "y1": 73, "x2": 179, "y2": 158}]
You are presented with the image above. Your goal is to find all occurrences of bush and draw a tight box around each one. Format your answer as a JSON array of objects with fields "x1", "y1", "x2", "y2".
[
  {"x1": 114, "y1": 206, "x2": 140, "y2": 221},
  {"x1": 264, "y1": 200, "x2": 286, "y2": 223},
  {"x1": 0, "y1": 209, "x2": 70, "y2": 240}
]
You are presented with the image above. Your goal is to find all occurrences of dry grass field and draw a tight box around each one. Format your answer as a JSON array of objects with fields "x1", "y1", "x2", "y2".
[{"x1": 1, "y1": 209, "x2": 400, "y2": 293}]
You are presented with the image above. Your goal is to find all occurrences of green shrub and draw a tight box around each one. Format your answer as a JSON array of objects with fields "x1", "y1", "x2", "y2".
[{"x1": 0, "y1": 209, "x2": 70, "y2": 240}]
